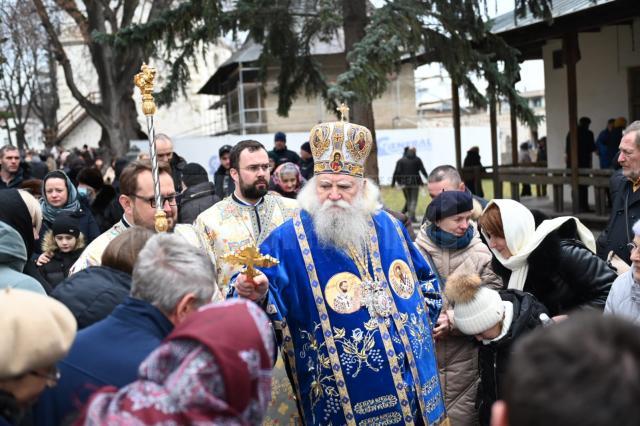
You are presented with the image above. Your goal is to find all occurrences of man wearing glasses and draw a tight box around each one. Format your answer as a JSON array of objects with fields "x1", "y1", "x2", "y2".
[
  {"x1": 195, "y1": 140, "x2": 298, "y2": 294},
  {"x1": 605, "y1": 219, "x2": 640, "y2": 324},
  {"x1": 69, "y1": 159, "x2": 197, "y2": 273}
]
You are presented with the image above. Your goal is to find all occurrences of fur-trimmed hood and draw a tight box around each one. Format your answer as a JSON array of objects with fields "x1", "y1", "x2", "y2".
[{"x1": 41, "y1": 229, "x2": 86, "y2": 254}]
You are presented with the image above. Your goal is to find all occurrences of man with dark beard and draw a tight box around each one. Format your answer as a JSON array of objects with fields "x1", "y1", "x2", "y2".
[
  {"x1": 233, "y1": 114, "x2": 447, "y2": 425},
  {"x1": 194, "y1": 139, "x2": 299, "y2": 425},
  {"x1": 194, "y1": 140, "x2": 297, "y2": 294}
]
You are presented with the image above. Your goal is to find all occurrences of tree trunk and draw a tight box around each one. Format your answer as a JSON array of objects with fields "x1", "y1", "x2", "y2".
[
  {"x1": 342, "y1": 0, "x2": 379, "y2": 183},
  {"x1": 15, "y1": 125, "x2": 27, "y2": 150}
]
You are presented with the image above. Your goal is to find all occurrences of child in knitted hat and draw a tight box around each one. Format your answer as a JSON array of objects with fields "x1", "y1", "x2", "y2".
[
  {"x1": 445, "y1": 273, "x2": 551, "y2": 426},
  {"x1": 36, "y1": 214, "x2": 85, "y2": 289}
]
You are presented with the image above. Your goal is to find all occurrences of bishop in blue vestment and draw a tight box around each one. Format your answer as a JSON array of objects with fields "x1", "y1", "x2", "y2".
[{"x1": 233, "y1": 109, "x2": 448, "y2": 425}]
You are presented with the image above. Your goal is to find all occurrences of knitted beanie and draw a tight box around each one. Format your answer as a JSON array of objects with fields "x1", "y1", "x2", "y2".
[
  {"x1": 426, "y1": 190, "x2": 473, "y2": 223},
  {"x1": 445, "y1": 274, "x2": 504, "y2": 335},
  {"x1": 51, "y1": 214, "x2": 80, "y2": 238}
]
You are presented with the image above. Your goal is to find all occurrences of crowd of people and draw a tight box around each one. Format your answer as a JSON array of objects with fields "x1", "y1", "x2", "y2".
[{"x1": 0, "y1": 119, "x2": 639, "y2": 426}]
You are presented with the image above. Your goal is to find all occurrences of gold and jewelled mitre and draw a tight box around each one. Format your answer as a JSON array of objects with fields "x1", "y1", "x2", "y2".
[{"x1": 309, "y1": 103, "x2": 373, "y2": 177}]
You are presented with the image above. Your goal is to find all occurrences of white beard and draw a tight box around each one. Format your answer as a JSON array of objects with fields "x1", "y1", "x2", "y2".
[{"x1": 298, "y1": 176, "x2": 381, "y2": 255}]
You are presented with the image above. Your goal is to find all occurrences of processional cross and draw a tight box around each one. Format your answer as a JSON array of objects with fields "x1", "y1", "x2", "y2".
[{"x1": 222, "y1": 244, "x2": 279, "y2": 280}]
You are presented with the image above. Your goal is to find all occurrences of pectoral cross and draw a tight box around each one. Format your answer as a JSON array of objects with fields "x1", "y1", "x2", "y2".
[
  {"x1": 222, "y1": 243, "x2": 279, "y2": 279},
  {"x1": 337, "y1": 103, "x2": 349, "y2": 122}
]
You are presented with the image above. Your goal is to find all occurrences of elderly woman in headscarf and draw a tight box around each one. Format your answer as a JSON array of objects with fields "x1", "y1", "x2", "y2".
[
  {"x1": 75, "y1": 299, "x2": 274, "y2": 426},
  {"x1": 415, "y1": 190, "x2": 502, "y2": 426},
  {"x1": 269, "y1": 162, "x2": 304, "y2": 199},
  {"x1": 478, "y1": 199, "x2": 615, "y2": 317},
  {"x1": 37, "y1": 170, "x2": 100, "y2": 255}
]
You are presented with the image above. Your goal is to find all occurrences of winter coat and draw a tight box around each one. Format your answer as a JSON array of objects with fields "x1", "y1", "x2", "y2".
[
  {"x1": 213, "y1": 165, "x2": 235, "y2": 199},
  {"x1": 0, "y1": 165, "x2": 28, "y2": 189},
  {"x1": 476, "y1": 290, "x2": 549, "y2": 426},
  {"x1": 268, "y1": 147, "x2": 300, "y2": 167},
  {"x1": 33, "y1": 297, "x2": 174, "y2": 426},
  {"x1": 37, "y1": 230, "x2": 85, "y2": 289},
  {"x1": 597, "y1": 170, "x2": 640, "y2": 264},
  {"x1": 51, "y1": 266, "x2": 131, "y2": 330},
  {"x1": 0, "y1": 390, "x2": 19, "y2": 426},
  {"x1": 88, "y1": 184, "x2": 117, "y2": 232},
  {"x1": 604, "y1": 269, "x2": 640, "y2": 325},
  {"x1": 0, "y1": 221, "x2": 46, "y2": 295},
  {"x1": 299, "y1": 157, "x2": 314, "y2": 181},
  {"x1": 169, "y1": 152, "x2": 187, "y2": 193},
  {"x1": 178, "y1": 181, "x2": 220, "y2": 224},
  {"x1": 463, "y1": 149, "x2": 484, "y2": 197},
  {"x1": 391, "y1": 151, "x2": 428, "y2": 187},
  {"x1": 415, "y1": 225, "x2": 502, "y2": 426},
  {"x1": 36, "y1": 200, "x2": 100, "y2": 254},
  {"x1": 493, "y1": 220, "x2": 615, "y2": 317},
  {"x1": 565, "y1": 126, "x2": 596, "y2": 168}
]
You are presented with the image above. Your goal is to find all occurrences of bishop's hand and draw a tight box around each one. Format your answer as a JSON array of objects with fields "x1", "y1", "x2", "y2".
[{"x1": 235, "y1": 272, "x2": 269, "y2": 302}]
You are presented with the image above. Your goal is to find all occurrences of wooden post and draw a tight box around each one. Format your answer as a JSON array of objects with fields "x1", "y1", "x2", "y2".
[
  {"x1": 489, "y1": 86, "x2": 502, "y2": 198},
  {"x1": 510, "y1": 93, "x2": 520, "y2": 201},
  {"x1": 452, "y1": 80, "x2": 462, "y2": 170},
  {"x1": 564, "y1": 32, "x2": 580, "y2": 214}
]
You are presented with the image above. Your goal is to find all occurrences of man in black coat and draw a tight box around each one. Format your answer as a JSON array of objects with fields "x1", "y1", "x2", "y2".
[
  {"x1": 178, "y1": 163, "x2": 220, "y2": 224},
  {"x1": 0, "y1": 145, "x2": 29, "y2": 189},
  {"x1": 155, "y1": 133, "x2": 186, "y2": 193},
  {"x1": 299, "y1": 141, "x2": 314, "y2": 181},
  {"x1": 213, "y1": 144, "x2": 235, "y2": 199},
  {"x1": 565, "y1": 116, "x2": 596, "y2": 212},
  {"x1": 597, "y1": 121, "x2": 640, "y2": 266},
  {"x1": 391, "y1": 147, "x2": 428, "y2": 222},
  {"x1": 268, "y1": 131, "x2": 300, "y2": 167}
]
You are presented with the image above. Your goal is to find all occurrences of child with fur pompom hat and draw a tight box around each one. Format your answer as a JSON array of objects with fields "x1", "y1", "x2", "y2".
[{"x1": 445, "y1": 273, "x2": 551, "y2": 426}]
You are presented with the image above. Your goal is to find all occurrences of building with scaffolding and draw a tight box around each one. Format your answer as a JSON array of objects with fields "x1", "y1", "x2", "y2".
[{"x1": 198, "y1": 37, "x2": 418, "y2": 136}]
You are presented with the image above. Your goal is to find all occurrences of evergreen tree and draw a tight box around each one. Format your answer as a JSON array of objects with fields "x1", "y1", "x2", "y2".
[{"x1": 109, "y1": 0, "x2": 552, "y2": 179}]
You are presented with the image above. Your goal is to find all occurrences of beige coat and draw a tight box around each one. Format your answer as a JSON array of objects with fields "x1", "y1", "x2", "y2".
[{"x1": 415, "y1": 224, "x2": 502, "y2": 426}]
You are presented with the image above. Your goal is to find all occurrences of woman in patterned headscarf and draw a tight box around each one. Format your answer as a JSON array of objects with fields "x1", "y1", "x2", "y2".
[
  {"x1": 76, "y1": 299, "x2": 274, "y2": 425},
  {"x1": 270, "y1": 162, "x2": 305, "y2": 199}
]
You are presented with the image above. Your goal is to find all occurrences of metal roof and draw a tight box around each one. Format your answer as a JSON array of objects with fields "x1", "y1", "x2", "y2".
[{"x1": 492, "y1": 0, "x2": 617, "y2": 33}]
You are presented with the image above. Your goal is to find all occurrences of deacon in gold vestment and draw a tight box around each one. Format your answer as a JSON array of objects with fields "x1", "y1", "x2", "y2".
[
  {"x1": 194, "y1": 140, "x2": 297, "y2": 293},
  {"x1": 193, "y1": 139, "x2": 299, "y2": 424}
]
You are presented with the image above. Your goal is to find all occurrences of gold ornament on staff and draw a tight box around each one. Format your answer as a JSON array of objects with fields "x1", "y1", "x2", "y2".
[
  {"x1": 134, "y1": 63, "x2": 168, "y2": 233},
  {"x1": 222, "y1": 243, "x2": 279, "y2": 280}
]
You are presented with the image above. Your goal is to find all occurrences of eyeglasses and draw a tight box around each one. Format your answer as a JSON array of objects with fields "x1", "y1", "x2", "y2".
[
  {"x1": 131, "y1": 193, "x2": 178, "y2": 209},
  {"x1": 628, "y1": 242, "x2": 639, "y2": 253},
  {"x1": 241, "y1": 164, "x2": 270, "y2": 173},
  {"x1": 30, "y1": 367, "x2": 60, "y2": 387}
]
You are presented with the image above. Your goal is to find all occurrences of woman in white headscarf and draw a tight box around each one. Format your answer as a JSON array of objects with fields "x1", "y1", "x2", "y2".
[{"x1": 478, "y1": 199, "x2": 615, "y2": 317}]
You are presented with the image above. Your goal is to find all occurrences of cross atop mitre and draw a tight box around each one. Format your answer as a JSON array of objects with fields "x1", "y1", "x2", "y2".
[{"x1": 337, "y1": 103, "x2": 349, "y2": 122}]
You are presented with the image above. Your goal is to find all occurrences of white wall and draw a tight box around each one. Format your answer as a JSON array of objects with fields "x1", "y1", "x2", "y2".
[
  {"x1": 132, "y1": 126, "x2": 493, "y2": 185},
  {"x1": 543, "y1": 19, "x2": 640, "y2": 201}
]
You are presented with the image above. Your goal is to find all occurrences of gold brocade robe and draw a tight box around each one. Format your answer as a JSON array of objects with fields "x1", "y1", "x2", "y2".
[
  {"x1": 194, "y1": 194, "x2": 298, "y2": 293},
  {"x1": 194, "y1": 193, "x2": 300, "y2": 424}
]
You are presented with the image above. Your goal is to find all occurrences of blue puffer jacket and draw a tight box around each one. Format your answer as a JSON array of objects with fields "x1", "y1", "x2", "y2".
[
  {"x1": 52, "y1": 266, "x2": 131, "y2": 329},
  {"x1": 33, "y1": 297, "x2": 174, "y2": 426}
]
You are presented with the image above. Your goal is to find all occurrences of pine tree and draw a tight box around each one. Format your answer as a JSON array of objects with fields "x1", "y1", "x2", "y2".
[{"x1": 107, "y1": 0, "x2": 552, "y2": 179}]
